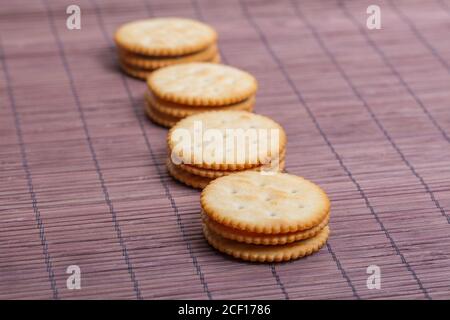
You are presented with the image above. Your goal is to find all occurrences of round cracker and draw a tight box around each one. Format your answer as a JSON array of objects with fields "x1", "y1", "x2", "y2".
[
  {"x1": 119, "y1": 60, "x2": 152, "y2": 80},
  {"x1": 148, "y1": 63, "x2": 257, "y2": 106},
  {"x1": 145, "y1": 103, "x2": 180, "y2": 128},
  {"x1": 166, "y1": 158, "x2": 211, "y2": 189},
  {"x1": 168, "y1": 111, "x2": 287, "y2": 170},
  {"x1": 210, "y1": 54, "x2": 221, "y2": 64},
  {"x1": 203, "y1": 212, "x2": 329, "y2": 245},
  {"x1": 203, "y1": 224, "x2": 329, "y2": 262},
  {"x1": 119, "y1": 55, "x2": 221, "y2": 81},
  {"x1": 114, "y1": 18, "x2": 217, "y2": 56},
  {"x1": 179, "y1": 151, "x2": 285, "y2": 178},
  {"x1": 146, "y1": 92, "x2": 255, "y2": 118},
  {"x1": 119, "y1": 44, "x2": 218, "y2": 69},
  {"x1": 201, "y1": 171, "x2": 331, "y2": 234}
]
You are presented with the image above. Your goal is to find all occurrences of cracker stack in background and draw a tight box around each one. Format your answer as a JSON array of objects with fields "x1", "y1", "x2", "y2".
[
  {"x1": 114, "y1": 18, "x2": 220, "y2": 80},
  {"x1": 167, "y1": 111, "x2": 286, "y2": 189},
  {"x1": 145, "y1": 63, "x2": 258, "y2": 127},
  {"x1": 201, "y1": 171, "x2": 331, "y2": 262}
]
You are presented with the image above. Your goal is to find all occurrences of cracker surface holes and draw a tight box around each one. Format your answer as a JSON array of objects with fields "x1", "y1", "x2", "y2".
[
  {"x1": 115, "y1": 18, "x2": 217, "y2": 56},
  {"x1": 201, "y1": 171, "x2": 330, "y2": 234},
  {"x1": 148, "y1": 63, "x2": 257, "y2": 106}
]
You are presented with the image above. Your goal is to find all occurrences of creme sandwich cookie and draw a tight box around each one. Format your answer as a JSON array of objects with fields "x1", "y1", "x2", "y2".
[
  {"x1": 145, "y1": 63, "x2": 257, "y2": 127},
  {"x1": 115, "y1": 18, "x2": 220, "y2": 79},
  {"x1": 166, "y1": 110, "x2": 286, "y2": 189},
  {"x1": 200, "y1": 171, "x2": 331, "y2": 262}
]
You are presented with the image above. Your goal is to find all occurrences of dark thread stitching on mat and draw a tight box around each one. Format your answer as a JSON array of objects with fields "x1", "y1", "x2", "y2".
[
  {"x1": 192, "y1": 0, "x2": 289, "y2": 299},
  {"x1": 338, "y1": 1, "x2": 449, "y2": 225},
  {"x1": 41, "y1": 0, "x2": 142, "y2": 299},
  {"x1": 436, "y1": 0, "x2": 450, "y2": 89},
  {"x1": 90, "y1": 0, "x2": 212, "y2": 299},
  {"x1": 326, "y1": 243, "x2": 358, "y2": 299},
  {"x1": 388, "y1": 0, "x2": 450, "y2": 145},
  {"x1": 0, "y1": 39, "x2": 59, "y2": 300},
  {"x1": 239, "y1": 0, "x2": 387, "y2": 299},
  {"x1": 238, "y1": 0, "x2": 360, "y2": 299},
  {"x1": 292, "y1": 0, "x2": 431, "y2": 300},
  {"x1": 191, "y1": 0, "x2": 206, "y2": 20},
  {"x1": 390, "y1": 0, "x2": 450, "y2": 80},
  {"x1": 341, "y1": 2, "x2": 450, "y2": 146},
  {"x1": 191, "y1": 0, "x2": 229, "y2": 65},
  {"x1": 142, "y1": 0, "x2": 211, "y2": 298},
  {"x1": 437, "y1": 0, "x2": 450, "y2": 22},
  {"x1": 270, "y1": 265, "x2": 290, "y2": 300},
  {"x1": 191, "y1": 0, "x2": 233, "y2": 60}
]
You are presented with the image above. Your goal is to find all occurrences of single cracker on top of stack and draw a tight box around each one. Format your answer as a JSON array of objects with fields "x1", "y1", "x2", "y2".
[
  {"x1": 166, "y1": 110, "x2": 287, "y2": 189},
  {"x1": 114, "y1": 18, "x2": 220, "y2": 80},
  {"x1": 145, "y1": 63, "x2": 258, "y2": 127},
  {"x1": 201, "y1": 171, "x2": 331, "y2": 262}
]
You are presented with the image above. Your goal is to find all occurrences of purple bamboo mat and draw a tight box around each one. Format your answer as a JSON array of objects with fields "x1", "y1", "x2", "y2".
[{"x1": 2, "y1": 0, "x2": 450, "y2": 299}]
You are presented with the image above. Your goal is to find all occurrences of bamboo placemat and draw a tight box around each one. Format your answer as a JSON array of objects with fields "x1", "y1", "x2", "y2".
[{"x1": 2, "y1": 0, "x2": 450, "y2": 299}]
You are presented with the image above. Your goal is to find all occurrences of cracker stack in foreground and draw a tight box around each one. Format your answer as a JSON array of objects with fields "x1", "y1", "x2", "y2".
[
  {"x1": 145, "y1": 63, "x2": 258, "y2": 127},
  {"x1": 114, "y1": 18, "x2": 220, "y2": 80},
  {"x1": 167, "y1": 111, "x2": 286, "y2": 189},
  {"x1": 201, "y1": 172, "x2": 331, "y2": 262}
]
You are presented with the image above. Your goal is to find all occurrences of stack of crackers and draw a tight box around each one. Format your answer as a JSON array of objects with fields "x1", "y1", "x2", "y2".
[
  {"x1": 166, "y1": 111, "x2": 286, "y2": 189},
  {"x1": 145, "y1": 63, "x2": 258, "y2": 127},
  {"x1": 201, "y1": 171, "x2": 331, "y2": 262},
  {"x1": 114, "y1": 17, "x2": 332, "y2": 262},
  {"x1": 114, "y1": 18, "x2": 220, "y2": 80}
]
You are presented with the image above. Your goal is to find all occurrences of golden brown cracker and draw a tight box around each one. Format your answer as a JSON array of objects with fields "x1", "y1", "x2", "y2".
[
  {"x1": 119, "y1": 60, "x2": 152, "y2": 80},
  {"x1": 201, "y1": 171, "x2": 330, "y2": 234},
  {"x1": 146, "y1": 92, "x2": 255, "y2": 118},
  {"x1": 178, "y1": 152, "x2": 285, "y2": 178},
  {"x1": 166, "y1": 158, "x2": 211, "y2": 189},
  {"x1": 114, "y1": 18, "x2": 217, "y2": 56},
  {"x1": 118, "y1": 44, "x2": 218, "y2": 69},
  {"x1": 210, "y1": 54, "x2": 221, "y2": 63},
  {"x1": 203, "y1": 224, "x2": 329, "y2": 262},
  {"x1": 167, "y1": 111, "x2": 286, "y2": 170},
  {"x1": 203, "y1": 212, "x2": 329, "y2": 245},
  {"x1": 145, "y1": 102, "x2": 180, "y2": 128},
  {"x1": 148, "y1": 63, "x2": 257, "y2": 106}
]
